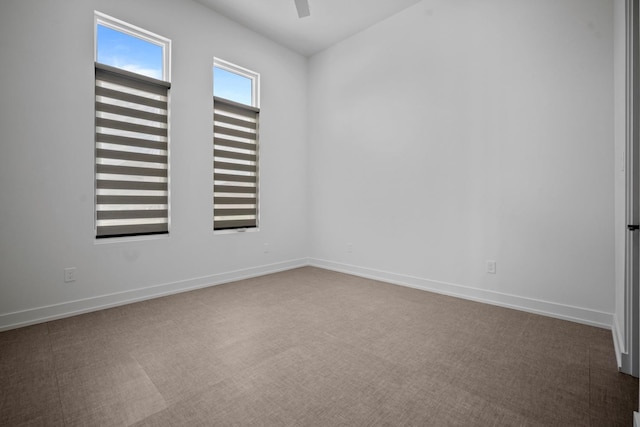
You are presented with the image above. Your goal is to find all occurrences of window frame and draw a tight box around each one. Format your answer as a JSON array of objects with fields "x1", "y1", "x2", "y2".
[
  {"x1": 94, "y1": 12, "x2": 172, "y2": 240},
  {"x1": 213, "y1": 58, "x2": 261, "y2": 233}
]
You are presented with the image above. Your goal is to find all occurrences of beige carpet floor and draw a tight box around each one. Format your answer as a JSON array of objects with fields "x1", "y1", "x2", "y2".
[{"x1": 0, "y1": 267, "x2": 637, "y2": 426}]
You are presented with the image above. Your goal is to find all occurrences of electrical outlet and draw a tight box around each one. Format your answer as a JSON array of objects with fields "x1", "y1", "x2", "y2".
[
  {"x1": 486, "y1": 261, "x2": 496, "y2": 274},
  {"x1": 263, "y1": 243, "x2": 270, "y2": 254},
  {"x1": 64, "y1": 267, "x2": 77, "y2": 283},
  {"x1": 346, "y1": 243, "x2": 353, "y2": 253}
]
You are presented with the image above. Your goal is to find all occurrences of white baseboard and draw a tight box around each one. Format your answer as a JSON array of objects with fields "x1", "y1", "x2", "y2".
[
  {"x1": 1, "y1": 257, "x2": 615, "y2": 333},
  {"x1": 0, "y1": 258, "x2": 308, "y2": 332},
  {"x1": 613, "y1": 314, "x2": 639, "y2": 376},
  {"x1": 635, "y1": 411, "x2": 640, "y2": 427},
  {"x1": 309, "y1": 258, "x2": 613, "y2": 329}
]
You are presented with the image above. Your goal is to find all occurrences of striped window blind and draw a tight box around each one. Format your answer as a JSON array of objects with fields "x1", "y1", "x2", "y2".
[
  {"x1": 213, "y1": 96, "x2": 259, "y2": 230},
  {"x1": 95, "y1": 63, "x2": 170, "y2": 238}
]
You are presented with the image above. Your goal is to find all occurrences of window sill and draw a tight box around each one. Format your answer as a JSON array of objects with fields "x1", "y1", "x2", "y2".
[
  {"x1": 213, "y1": 227, "x2": 259, "y2": 236},
  {"x1": 94, "y1": 233, "x2": 170, "y2": 245}
]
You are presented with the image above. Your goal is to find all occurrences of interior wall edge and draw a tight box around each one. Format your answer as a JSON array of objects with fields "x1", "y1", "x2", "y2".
[
  {"x1": 0, "y1": 258, "x2": 308, "y2": 332},
  {"x1": 309, "y1": 258, "x2": 614, "y2": 330}
]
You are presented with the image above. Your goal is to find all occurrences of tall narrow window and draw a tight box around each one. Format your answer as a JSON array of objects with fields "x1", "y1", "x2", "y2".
[
  {"x1": 213, "y1": 59, "x2": 260, "y2": 231},
  {"x1": 95, "y1": 12, "x2": 171, "y2": 238}
]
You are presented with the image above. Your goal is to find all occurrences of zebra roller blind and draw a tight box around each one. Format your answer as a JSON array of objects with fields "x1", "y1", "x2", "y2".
[
  {"x1": 95, "y1": 64, "x2": 170, "y2": 238},
  {"x1": 213, "y1": 96, "x2": 259, "y2": 230}
]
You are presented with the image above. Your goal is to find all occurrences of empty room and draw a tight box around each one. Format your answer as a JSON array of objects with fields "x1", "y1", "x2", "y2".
[{"x1": 1, "y1": 0, "x2": 639, "y2": 425}]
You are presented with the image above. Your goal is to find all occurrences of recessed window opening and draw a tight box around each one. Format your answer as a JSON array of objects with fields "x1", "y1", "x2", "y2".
[
  {"x1": 213, "y1": 58, "x2": 260, "y2": 231},
  {"x1": 94, "y1": 12, "x2": 171, "y2": 239}
]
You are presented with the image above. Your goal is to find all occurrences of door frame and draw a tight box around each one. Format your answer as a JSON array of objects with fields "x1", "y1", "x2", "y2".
[{"x1": 623, "y1": 0, "x2": 640, "y2": 378}]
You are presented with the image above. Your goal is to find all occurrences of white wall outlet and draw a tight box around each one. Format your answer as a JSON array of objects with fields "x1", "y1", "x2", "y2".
[
  {"x1": 347, "y1": 243, "x2": 353, "y2": 253},
  {"x1": 64, "y1": 267, "x2": 77, "y2": 282},
  {"x1": 263, "y1": 243, "x2": 270, "y2": 254},
  {"x1": 486, "y1": 260, "x2": 496, "y2": 274}
]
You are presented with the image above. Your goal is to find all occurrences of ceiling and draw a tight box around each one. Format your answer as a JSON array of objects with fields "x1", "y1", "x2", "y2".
[{"x1": 194, "y1": 0, "x2": 422, "y2": 57}]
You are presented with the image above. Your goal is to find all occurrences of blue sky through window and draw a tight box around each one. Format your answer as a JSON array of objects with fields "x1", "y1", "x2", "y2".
[
  {"x1": 97, "y1": 25, "x2": 163, "y2": 80},
  {"x1": 214, "y1": 67, "x2": 252, "y2": 106}
]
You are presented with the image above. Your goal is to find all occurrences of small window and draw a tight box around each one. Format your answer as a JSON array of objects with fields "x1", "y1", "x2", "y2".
[
  {"x1": 96, "y1": 25, "x2": 163, "y2": 80},
  {"x1": 213, "y1": 67, "x2": 253, "y2": 106},
  {"x1": 213, "y1": 59, "x2": 260, "y2": 231},
  {"x1": 213, "y1": 59, "x2": 258, "y2": 107},
  {"x1": 94, "y1": 12, "x2": 171, "y2": 239}
]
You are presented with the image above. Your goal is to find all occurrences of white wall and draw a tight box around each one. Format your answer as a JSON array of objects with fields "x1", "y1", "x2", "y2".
[
  {"x1": 308, "y1": 0, "x2": 615, "y2": 326},
  {"x1": 0, "y1": 0, "x2": 308, "y2": 329}
]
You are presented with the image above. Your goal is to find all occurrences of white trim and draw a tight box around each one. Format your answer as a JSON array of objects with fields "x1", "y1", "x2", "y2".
[
  {"x1": 622, "y1": 0, "x2": 640, "y2": 377},
  {"x1": 0, "y1": 258, "x2": 617, "y2": 333},
  {"x1": 0, "y1": 258, "x2": 307, "y2": 332},
  {"x1": 634, "y1": 411, "x2": 640, "y2": 427},
  {"x1": 214, "y1": 227, "x2": 260, "y2": 236},
  {"x1": 95, "y1": 11, "x2": 171, "y2": 82},
  {"x1": 615, "y1": 325, "x2": 637, "y2": 374},
  {"x1": 613, "y1": 316, "x2": 625, "y2": 370},
  {"x1": 309, "y1": 258, "x2": 613, "y2": 329}
]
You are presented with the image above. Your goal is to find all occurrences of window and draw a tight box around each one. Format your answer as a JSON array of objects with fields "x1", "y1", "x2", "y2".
[
  {"x1": 94, "y1": 12, "x2": 171, "y2": 238},
  {"x1": 213, "y1": 59, "x2": 260, "y2": 231},
  {"x1": 213, "y1": 67, "x2": 253, "y2": 106}
]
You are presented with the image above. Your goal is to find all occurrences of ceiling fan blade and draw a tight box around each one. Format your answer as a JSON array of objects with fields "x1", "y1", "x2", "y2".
[{"x1": 294, "y1": 0, "x2": 310, "y2": 18}]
